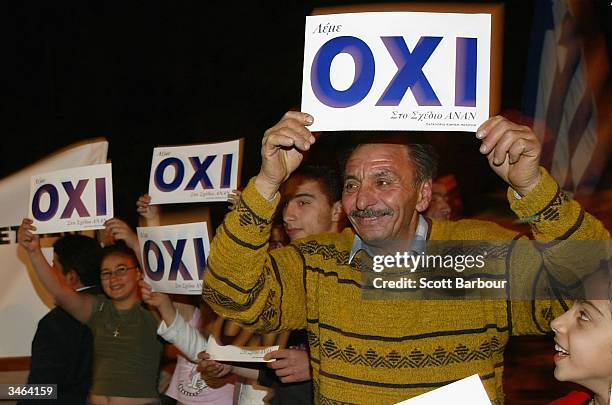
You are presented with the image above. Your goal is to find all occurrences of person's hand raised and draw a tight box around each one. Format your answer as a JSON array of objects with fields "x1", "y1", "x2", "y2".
[
  {"x1": 104, "y1": 218, "x2": 138, "y2": 249},
  {"x1": 136, "y1": 194, "x2": 160, "y2": 222},
  {"x1": 476, "y1": 116, "x2": 542, "y2": 196},
  {"x1": 255, "y1": 111, "x2": 315, "y2": 200},
  {"x1": 18, "y1": 218, "x2": 40, "y2": 253}
]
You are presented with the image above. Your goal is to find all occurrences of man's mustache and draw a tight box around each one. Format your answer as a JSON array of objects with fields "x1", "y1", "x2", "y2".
[{"x1": 350, "y1": 208, "x2": 394, "y2": 218}]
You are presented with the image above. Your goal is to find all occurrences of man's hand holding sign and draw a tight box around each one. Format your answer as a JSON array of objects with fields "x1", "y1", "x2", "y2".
[{"x1": 255, "y1": 109, "x2": 542, "y2": 205}]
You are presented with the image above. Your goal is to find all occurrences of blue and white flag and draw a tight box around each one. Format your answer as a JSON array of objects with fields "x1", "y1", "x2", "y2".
[{"x1": 522, "y1": 0, "x2": 610, "y2": 196}]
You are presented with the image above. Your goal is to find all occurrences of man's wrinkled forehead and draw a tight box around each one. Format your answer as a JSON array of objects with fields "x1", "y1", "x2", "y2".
[{"x1": 344, "y1": 143, "x2": 410, "y2": 174}]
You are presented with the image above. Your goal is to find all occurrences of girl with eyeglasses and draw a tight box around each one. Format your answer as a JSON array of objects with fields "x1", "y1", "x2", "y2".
[{"x1": 19, "y1": 217, "x2": 163, "y2": 405}]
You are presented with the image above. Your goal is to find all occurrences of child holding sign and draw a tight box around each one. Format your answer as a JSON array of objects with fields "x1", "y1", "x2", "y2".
[
  {"x1": 139, "y1": 281, "x2": 238, "y2": 405},
  {"x1": 549, "y1": 268, "x2": 612, "y2": 405},
  {"x1": 19, "y1": 218, "x2": 163, "y2": 405},
  {"x1": 137, "y1": 194, "x2": 244, "y2": 404}
]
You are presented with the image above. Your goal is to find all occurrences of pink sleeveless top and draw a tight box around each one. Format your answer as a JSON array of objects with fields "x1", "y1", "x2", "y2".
[{"x1": 165, "y1": 308, "x2": 235, "y2": 405}]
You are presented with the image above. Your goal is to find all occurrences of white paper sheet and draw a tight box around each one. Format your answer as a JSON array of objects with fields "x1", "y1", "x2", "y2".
[
  {"x1": 206, "y1": 335, "x2": 279, "y2": 363},
  {"x1": 148, "y1": 140, "x2": 241, "y2": 204},
  {"x1": 29, "y1": 163, "x2": 113, "y2": 234},
  {"x1": 302, "y1": 12, "x2": 491, "y2": 132}
]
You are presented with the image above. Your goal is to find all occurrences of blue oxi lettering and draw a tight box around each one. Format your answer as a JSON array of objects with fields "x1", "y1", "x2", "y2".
[
  {"x1": 193, "y1": 238, "x2": 207, "y2": 280},
  {"x1": 154, "y1": 157, "x2": 184, "y2": 192},
  {"x1": 32, "y1": 177, "x2": 108, "y2": 222},
  {"x1": 310, "y1": 35, "x2": 478, "y2": 108},
  {"x1": 376, "y1": 36, "x2": 442, "y2": 106},
  {"x1": 454, "y1": 37, "x2": 478, "y2": 107},
  {"x1": 185, "y1": 156, "x2": 216, "y2": 190},
  {"x1": 311, "y1": 36, "x2": 375, "y2": 108},
  {"x1": 162, "y1": 239, "x2": 193, "y2": 281},
  {"x1": 60, "y1": 180, "x2": 90, "y2": 219},
  {"x1": 154, "y1": 154, "x2": 235, "y2": 192},
  {"x1": 32, "y1": 184, "x2": 59, "y2": 221},
  {"x1": 143, "y1": 240, "x2": 165, "y2": 281}
]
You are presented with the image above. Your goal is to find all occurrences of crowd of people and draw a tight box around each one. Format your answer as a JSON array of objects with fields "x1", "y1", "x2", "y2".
[{"x1": 16, "y1": 112, "x2": 611, "y2": 405}]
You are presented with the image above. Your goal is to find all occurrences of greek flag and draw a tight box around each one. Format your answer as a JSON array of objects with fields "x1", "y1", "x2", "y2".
[{"x1": 522, "y1": 0, "x2": 610, "y2": 197}]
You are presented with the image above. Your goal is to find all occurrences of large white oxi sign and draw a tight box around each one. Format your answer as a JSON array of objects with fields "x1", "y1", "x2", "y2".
[
  {"x1": 29, "y1": 163, "x2": 113, "y2": 234},
  {"x1": 301, "y1": 12, "x2": 491, "y2": 132},
  {"x1": 138, "y1": 222, "x2": 210, "y2": 295},
  {"x1": 148, "y1": 140, "x2": 241, "y2": 204}
]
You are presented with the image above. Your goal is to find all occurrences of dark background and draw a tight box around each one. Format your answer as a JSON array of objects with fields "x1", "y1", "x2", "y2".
[{"x1": 3, "y1": 0, "x2": 611, "y2": 230}]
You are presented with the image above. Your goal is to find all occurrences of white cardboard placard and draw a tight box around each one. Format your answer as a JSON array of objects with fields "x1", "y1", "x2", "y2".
[
  {"x1": 302, "y1": 12, "x2": 491, "y2": 132},
  {"x1": 138, "y1": 222, "x2": 210, "y2": 295},
  {"x1": 29, "y1": 163, "x2": 113, "y2": 234},
  {"x1": 148, "y1": 140, "x2": 241, "y2": 204}
]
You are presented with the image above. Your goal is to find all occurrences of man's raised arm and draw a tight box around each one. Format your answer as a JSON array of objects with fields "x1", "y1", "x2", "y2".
[
  {"x1": 202, "y1": 112, "x2": 315, "y2": 333},
  {"x1": 476, "y1": 116, "x2": 610, "y2": 335},
  {"x1": 476, "y1": 115, "x2": 609, "y2": 241}
]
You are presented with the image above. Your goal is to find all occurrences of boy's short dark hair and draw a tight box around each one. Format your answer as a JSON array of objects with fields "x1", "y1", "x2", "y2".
[
  {"x1": 53, "y1": 234, "x2": 102, "y2": 287},
  {"x1": 289, "y1": 164, "x2": 342, "y2": 204}
]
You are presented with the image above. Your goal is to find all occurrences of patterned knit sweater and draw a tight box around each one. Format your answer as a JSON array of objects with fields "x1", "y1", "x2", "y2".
[{"x1": 203, "y1": 169, "x2": 609, "y2": 405}]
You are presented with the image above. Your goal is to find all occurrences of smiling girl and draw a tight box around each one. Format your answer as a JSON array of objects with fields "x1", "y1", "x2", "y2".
[
  {"x1": 19, "y1": 218, "x2": 163, "y2": 405},
  {"x1": 549, "y1": 268, "x2": 612, "y2": 405}
]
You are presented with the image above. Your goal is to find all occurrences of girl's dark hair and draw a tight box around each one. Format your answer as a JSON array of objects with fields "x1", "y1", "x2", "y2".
[{"x1": 100, "y1": 242, "x2": 139, "y2": 265}]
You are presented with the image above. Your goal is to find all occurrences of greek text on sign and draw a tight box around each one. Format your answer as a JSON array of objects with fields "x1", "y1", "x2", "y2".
[
  {"x1": 301, "y1": 12, "x2": 491, "y2": 132},
  {"x1": 29, "y1": 163, "x2": 113, "y2": 234},
  {"x1": 138, "y1": 222, "x2": 210, "y2": 295},
  {"x1": 148, "y1": 140, "x2": 242, "y2": 204}
]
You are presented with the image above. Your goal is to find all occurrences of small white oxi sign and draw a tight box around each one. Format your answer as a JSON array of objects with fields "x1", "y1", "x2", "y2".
[
  {"x1": 29, "y1": 163, "x2": 113, "y2": 234},
  {"x1": 301, "y1": 12, "x2": 491, "y2": 132},
  {"x1": 148, "y1": 139, "x2": 241, "y2": 204},
  {"x1": 138, "y1": 222, "x2": 210, "y2": 295}
]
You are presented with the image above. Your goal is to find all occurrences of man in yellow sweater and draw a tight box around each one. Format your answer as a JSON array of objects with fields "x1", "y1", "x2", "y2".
[{"x1": 202, "y1": 112, "x2": 610, "y2": 404}]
